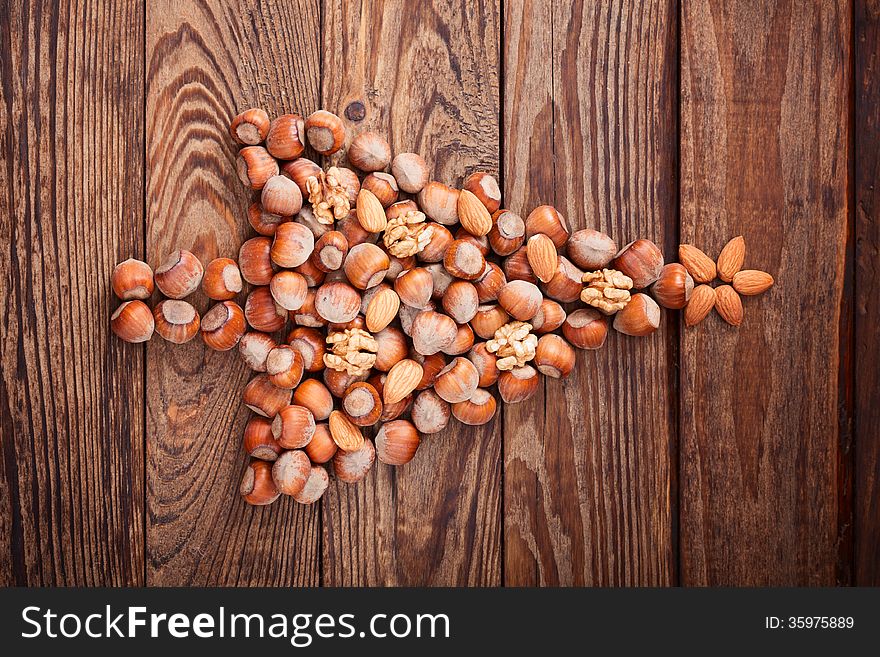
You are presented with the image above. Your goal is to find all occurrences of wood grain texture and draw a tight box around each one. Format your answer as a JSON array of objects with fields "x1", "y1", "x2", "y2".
[
  {"x1": 855, "y1": 0, "x2": 880, "y2": 585},
  {"x1": 320, "y1": 0, "x2": 502, "y2": 586},
  {"x1": 145, "y1": 0, "x2": 321, "y2": 586},
  {"x1": 0, "y1": 0, "x2": 145, "y2": 585},
  {"x1": 679, "y1": 0, "x2": 851, "y2": 585},
  {"x1": 503, "y1": 0, "x2": 678, "y2": 586}
]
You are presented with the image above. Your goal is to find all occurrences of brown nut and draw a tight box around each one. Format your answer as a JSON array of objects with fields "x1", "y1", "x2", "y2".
[
  {"x1": 243, "y1": 373, "x2": 292, "y2": 417},
  {"x1": 562, "y1": 308, "x2": 608, "y2": 349},
  {"x1": 271, "y1": 449, "x2": 311, "y2": 496},
  {"x1": 154, "y1": 249, "x2": 203, "y2": 299},
  {"x1": 203, "y1": 257, "x2": 242, "y2": 300},
  {"x1": 442, "y1": 280, "x2": 479, "y2": 324},
  {"x1": 288, "y1": 327, "x2": 326, "y2": 372},
  {"x1": 365, "y1": 287, "x2": 400, "y2": 333},
  {"x1": 444, "y1": 239, "x2": 486, "y2": 280},
  {"x1": 111, "y1": 259, "x2": 154, "y2": 300},
  {"x1": 201, "y1": 301, "x2": 246, "y2": 351},
  {"x1": 503, "y1": 246, "x2": 537, "y2": 283},
  {"x1": 245, "y1": 286, "x2": 287, "y2": 332},
  {"x1": 531, "y1": 298, "x2": 566, "y2": 334},
  {"x1": 651, "y1": 263, "x2": 694, "y2": 310},
  {"x1": 717, "y1": 236, "x2": 746, "y2": 283},
  {"x1": 293, "y1": 465, "x2": 330, "y2": 504},
  {"x1": 474, "y1": 262, "x2": 507, "y2": 303},
  {"x1": 281, "y1": 157, "x2": 322, "y2": 196},
  {"x1": 534, "y1": 334, "x2": 576, "y2": 378},
  {"x1": 411, "y1": 352, "x2": 447, "y2": 390},
  {"x1": 375, "y1": 420, "x2": 420, "y2": 466},
  {"x1": 336, "y1": 213, "x2": 376, "y2": 248},
  {"x1": 542, "y1": 256, "x2": 584, "y2": 303},
  {"x1": 678, "y1": 244, "x2": 717, "y2": 283},
  {"x1": 248, "y1": 201, "x2": 291, "y2": 236},
  {"x1": 344, "y1": 243, "x2": 390, "y2": 290},
  {"x1": 463, "y1": 171, "x2": 501, "y2": 214},
  {"x1": 612, "y1": 292, "x2": 661, "y2": 336},
  {"x1": 270, "y1": 271, "x2": 308, "y2": 311},
  {"x1": 304, "y1": 110, "x2": 345, "y2": 155},
  {"x1": 457, "y1": 189, "x2": 493, "y2": 237},
  {"x1": 393, "y1": 267, "x2": 432, "y2": 309},
  {"x1": 525, "y1": 205, "x2": 569, "y2": 248},
  {"x1": 362, "y1": 172, "x2": 399, "y2": 208},
  {"x1": 468, "y1": 342, "x2": 500, "y2": 388},
  {"x1": 391, "y1": 152, "x2": 429, "y2": 193},
  {"x1": 332, "y1": 439, "x2": 375, "y2": 483},
  {"x1": 451, "y1": 388, "x2": 497, "y2": 426},
  {"x1": 153, "y1": 300, "x2": 200, "y2": 344},
  {"x1": 356, "y1": 188, "x2": 389, "y2": 232},
  {"x1": 373, "y1": 326, "x2": 409, "y2": 372},
  {"x1": 443, "y1": 322, "x2": 475, "y2": 356},
  {"x1": 714, "y1": 284, "x2": 743, "y2": 326},
  {"x1": 110, "y1": 300, "x2": 154, "y2": 343},
  {"x1": 240, "y1": 460, "x2": 280, "y2": 506},
  {"x1": 433, "y1": 357, "x2": 479, "y2": 403},
  {"x1": 324, "y1": 367, "x2": 369, "y2": 399},
  {"x1": 470, "y1": 304, "x2": 510, "y2": 339},
  {"x1": 342, "y1": 382, "x2": 383, "y2": 426},
  {"x1": 526, "y1": 233, "x2": 559, "y2": 283},
  {"x1": 312, "y1": 231, "x2": 349, "y2": 272},
  {"x1": 613, "y1": 239, "x2": 664, "y2": 288},
  {"x1": 684, "y1": 284, "x2": 716, "y2": 326},
  {"x1": 304, "y1": 423, "x2": 337, "y2": 463},
  {"x1": 411, "y1": 389, "x2": 451, "y2": 434},
  {"x1": 272, "y1": 404, "x2": 316, "y2": 449},
  {"x1": 417, "y1": 182, "x2": 459, "y2": 225},
  {"x1": 293, "y1": 258, "x2": 327, "y2": 289},
  {"x1": 266, "y1": 345, "x2": 305, "y2": 389},
  {"x1": 488, "y1": 209, "x2": 525, "y2": 257},
  {"x1": 454, "y1": 227, "x2": 491, "y2": 256},
  {"x1": 417, "y1": 223, "x2": 454, "y2": 263},
  {"x1": 243, "y1": 416, "x2": 282, "y2": 461},
  {"x1": 348, "y1": 131, "x2": 392, "y2": 171},
  {"x1": 236, "y1": 146, "x2": 278, "y2": 190},
  {"x1": 293, "y1": 378, "x2": 334, "y2": 421},
  {"x1": 497, "y1": 280, "x2": 542, "y2": 321},
  {"x1": 314, "y1": 281, "x2": 362, "y2": 324},
  {"x1": 383, "y1": 358, "x2": 424, "y2": 405},
  {"x1": 230, "y1": 108, "x2": 270, "y2": 145},
  {"x1": 271, "y1": 221, "x2": 315, "y2": 268},
  {"x1": 497, "y1": 365, "x2": 539, "y2": 404},
  {"x1": 329, "y1": 409, "x2": 365, "y2": 452},
  {"x1": 238, "y1": 331, "x2": 278, "y2": 371},
  {"x1": 238, "y1": 236, "x2": 275, "y2": 286},
  {"x1": 567, "y1": 229, "x2": 618, "y2": 270},
  {"x1": 261, "y1": 174, "x2": 303, "y2": 217},
  {"x1": 411, "y1": 310, "x2": 458, "y2": 356},
  {"x1": 266, "y1": 113, "x2": 305, "y2": 160}
]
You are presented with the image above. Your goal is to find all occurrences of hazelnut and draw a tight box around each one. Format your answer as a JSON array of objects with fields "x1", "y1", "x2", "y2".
[
  {"x1": 391, "y1": 152, "x2": 429, "y2": 193},
  {"x1": 336, "y1": 213, "x2": 376, "y2": 248},
  {"x1": 238, "y1": 236, "x2": 275, "y2": 286},
  {"x1": 245, "y1": 286, "x2": 287, "y2": 332},
  {"x1": 375, "y1": 420, "x2": 420, "y2": 466},
  {"x1": 248, "y1": 201, "x2": 291, "y2": 237},
  {"x1": 541, "y1": 256, "x2": 584, "y2": 303},
  {"x1": 110, "y1": 300, "x2": 154, "y2": 343},
  {"x1": 531, "y1": 298, "x2": 566, "y2": 334},
  {"x1": 240, "y1": 460, "x2": 280, "y2": 506},
  {"x1": 111, "y1": 258, "x2": 154, "y2": 300},
  {"x1": 293, "y1": 378, "x2": 334, "y2": 420},
  {"x1": 293, "y1": 465, "x2": 330, "y2": 504},
  {"x1": 288, "y1": 327, "x2": 326, "y2": 372},
  {"x1": 454, "y1": 227, "x2": 491, "y2": 256},
  {"x1": 291, "y1": 289, "x2": 327, "y2": 328},
  {"x1": 567, "y1": 229, "x2": 618, "y2": 270},
  {"x1": 312, "y1": 231, "x2": 349, "y2": 272},
  {"x1": 398, "y1": 299, "x2": 431, "y2": 337},
  {"x1": 314, "y1": 281, "x2": 362, "y2": 324},
  {"x1": 612, "y1": 292, "x2": 661, "y2": 336},
  {"x1": 324, "y1": 367, "x2": 368, "y2": 399},
  {"x1": 236, "y1": 146, "x2": 278, "y2": 190},
  {"x1": 562, "y1": 308, "x2": 608, "y2": 349},
  {"x1": 373, "y1": 326, "x2": 409, "y2": 372},
  {"x1": 384, "y1": 250, "x2": 415, "y2": 282},
  {"x1": 153, "y1": 300, "x2": 200, "y2": 344},
  {"x1": 473, "y1": 262, "x2": 507, "y2": 303},
  {"x1": 362, "y1": 172, "x2": 399, "y2": 207},
  {"x1": 497, "y1": 365, "x2": 539, "y2": 404},
  {"x1": 271, "y1": 449, "x2": 311, "y2": 496},
  {"x1": 238, "y1": 331, "x2": 278, "y2": 371},
  {"x1": 426, "y1": 263, "x2": 455, "y2": 300},
  {"x1": 332, "y1": 439, "x2": 375, "y2": 484},
  {"x1": 411, "y1": 310, "x2": 458, "y2": 356},
  {"x1": 444, "y1": 239, "x2": 486, "y2": 280},
  {"x1": 243, "y1": 416, "x2": 282, "y2": 461},
  {"x1": 230, "y1": 108, "x2": 270, "y2": 145},
  {"x1": 304, "y1": 110, "x2": 345, "y2": 155},
  {"x1": 269, "y1": 271, "x2": 308, "y2": 311},
  {"x1": 443, "y1": 322, "x2": 475, "y2": 356},
  {"x1": 293, "y1": 257, "x2": 327, "y2": 288},
  {"x1": 470, "y1": 304, "x2": 510, "y2": 339},
  {"x1": 344, "y1": 243, "x2": 390, "y2": 289},
  {"x1": 651, "y1": 263, "x2": 694, "y2": 310},
  {"x1": 154, "y1": 249, "x2": 203, "y2": 299},
  {"x1": 534, "y1": 334, "x2": 576, "y2": 378},
  {"x1": 261, "y1": 174, "x2": 303, "y2": 216},
  {"x1": 411, "y1": 351, "x2": 447, "y2": 389},
  {"x1": 243, "y1": 373, "x2": 292, "y2": 417},
  {"x1": 612, "y1": 239, "x2": 664, "y2": 289},
  {"x1": 295, "y1": 205, "x2": 331, "y2": 239},
  {"x1": 394, "y1": 267, "x2": 433, "y2": 308},
  {"x1": 497, "y1": 280, "x2": 542, "y2": 321},
  {"x1": 281, "y1": 157, "x2": 322, "y2": 196},
  {"x1": 410, "y1": 389, "x2": 451, "y2": 434},
  {"x1": 451, "y1": 388, "x2": 497, "y2": 425},
  {"x1": 417, "y1": 182, "x2": 459, "y2": 225},
  {"x1": 202, "y1": 257, "x2": 242, "y2": 300},
  {"x1": 272, "y1": 404, "x2": 316, "y2": 449},
  {"x1": 468, "y1": 342, "x2": 499, "y2": 388},
  {"x1": 342, "y1": 382, "x2": 383, "y2": 426},
  {"x1": 409, "y1": 223, "x2": 448, "y2": 264},
  {"x1": 304, "y1": 423, "x2": 337, "y2": 463},
  {"x1": 348, "y1": 131, "x2": 392, "y2": 171},
  {"x1": 266, "y1": 346, "x2": 305, "y2": 389},
  {"x1": 433, "y1": 357, "x2": 479, "y2": 403},
  {"x1": 266, "y1": 113, "x2": 305, "y2": 160},
  {"x1": 463, "y1": 171, "x2": 501, "y2": 213},
  {"x1": 488, "y1": 209, "x2": 525, "y2": 256},
  {"x1": 525, "y1": 205, "x2": 569, "y2": 248},
  {"x1": 201, "y1": 301, "x2": 246, "y2": 351},
  {"x1": 503, "y1": 246, "x2": 537, "y2": 283},
  {"x1": 271, "y1": 221, "x2": 315, "y2": 268}
]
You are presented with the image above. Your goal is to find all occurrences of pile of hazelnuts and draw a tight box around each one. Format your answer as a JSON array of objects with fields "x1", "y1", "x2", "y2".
[{"x1": 110, "y1": 106, "x2": 693, "y2": 508}]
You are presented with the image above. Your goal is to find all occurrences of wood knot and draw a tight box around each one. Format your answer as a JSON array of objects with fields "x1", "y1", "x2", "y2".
[{"x1": 344, "y1": 101, "x2": 366, "y2": 122}]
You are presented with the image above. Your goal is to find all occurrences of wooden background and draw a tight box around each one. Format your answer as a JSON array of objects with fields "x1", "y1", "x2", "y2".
[{"x1": 0, "y1": 0, "x2": 876, "y2": 586}]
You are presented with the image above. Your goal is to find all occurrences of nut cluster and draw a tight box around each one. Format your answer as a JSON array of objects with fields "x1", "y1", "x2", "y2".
[{"x1": 109, "y1": 105, "x2": 775, "y2": 509}]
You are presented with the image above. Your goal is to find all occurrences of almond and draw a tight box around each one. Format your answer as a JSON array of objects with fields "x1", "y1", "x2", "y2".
[
  {"x1": 684, "y1": 284, "x2": 716, "y2": 327},
  {"x1": 679, "y1": 244, "x2": 717, "y2": 283},
  {"x1": 365, "y1": 288, "x2": 400, "y2": 332},
  {"x1": 356, "y1": 188, "x2": 388, "y2": 233},
  {"x1": 457, "y1": 189, "x2": 492, "y2": 237},
  {"x1": 732, "y1": 269, "x2": 774, "y2": 295},
  {"x1": 716, "y1": 236, "x2": 745, "y2": 282},
  {"x1": 526, "y1": 233, "x2": 559, "y2": 283},
  {"x1": 329, "y1": 410, "x2": 364, "y2": 452},
  {"x1": 383, "y1": 358, "x2": 424, "y2": 405},
  {"x1": 714, "y1": 285, "x2": 743, "y2": 326}
]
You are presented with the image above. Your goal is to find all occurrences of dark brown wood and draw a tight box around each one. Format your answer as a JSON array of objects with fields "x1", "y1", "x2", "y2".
[
  {"x1": 679, "y1": 0, "x2": 851, "y2": 585},
  {"x1": 320, "y1": 0, "x2": 502, "y2": 586},
  {"x1": 502, "y1": 0, "x2": 678, "y2": 585},
  {"x1": 145, "y1": 0, "x2": 321, "y2": 586},
  {"x1": 855, "y1": 0, "x2": 880, "y2": 585},
  {"x1": 0, "y1": 0, "x2": 145, "y2": 585}
]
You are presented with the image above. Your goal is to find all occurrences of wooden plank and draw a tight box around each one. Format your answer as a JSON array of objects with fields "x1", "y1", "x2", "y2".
[
  {"x1": 145, "y1": 0, "x2": 322, "y2": 586},
  {"x1": 503, "y1": 0, "x2": 678, "y2": 585},
  {"x1": 320, "y1": 0, "x2": 502, "y2": 586},
  {"x1": 855, "y1": 0, "x2": 880, "y2": 585},
  {"x1": 0, "y1": 0, "x2": 145, "y2": 585},
  {"x1": 679, "y1": 0, "x2": 851, "y2": 585}
]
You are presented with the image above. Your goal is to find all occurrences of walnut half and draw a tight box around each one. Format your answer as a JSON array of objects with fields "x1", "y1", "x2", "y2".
[
  {"x1": 486, "y1": 321, "x2": 538, "y2": 371},
  {"x1": 581, "y1": 268, "x2": 633, "y2": 314},
  {"x1": 383, "y1": 210, "x2": 430, "y2": 257},
  {"x1": 323, "y1": 327, "x2": 378, "y2": 375},
  {"x1": 306, "y1": 166, "x2": 351, "y2": 225}
]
